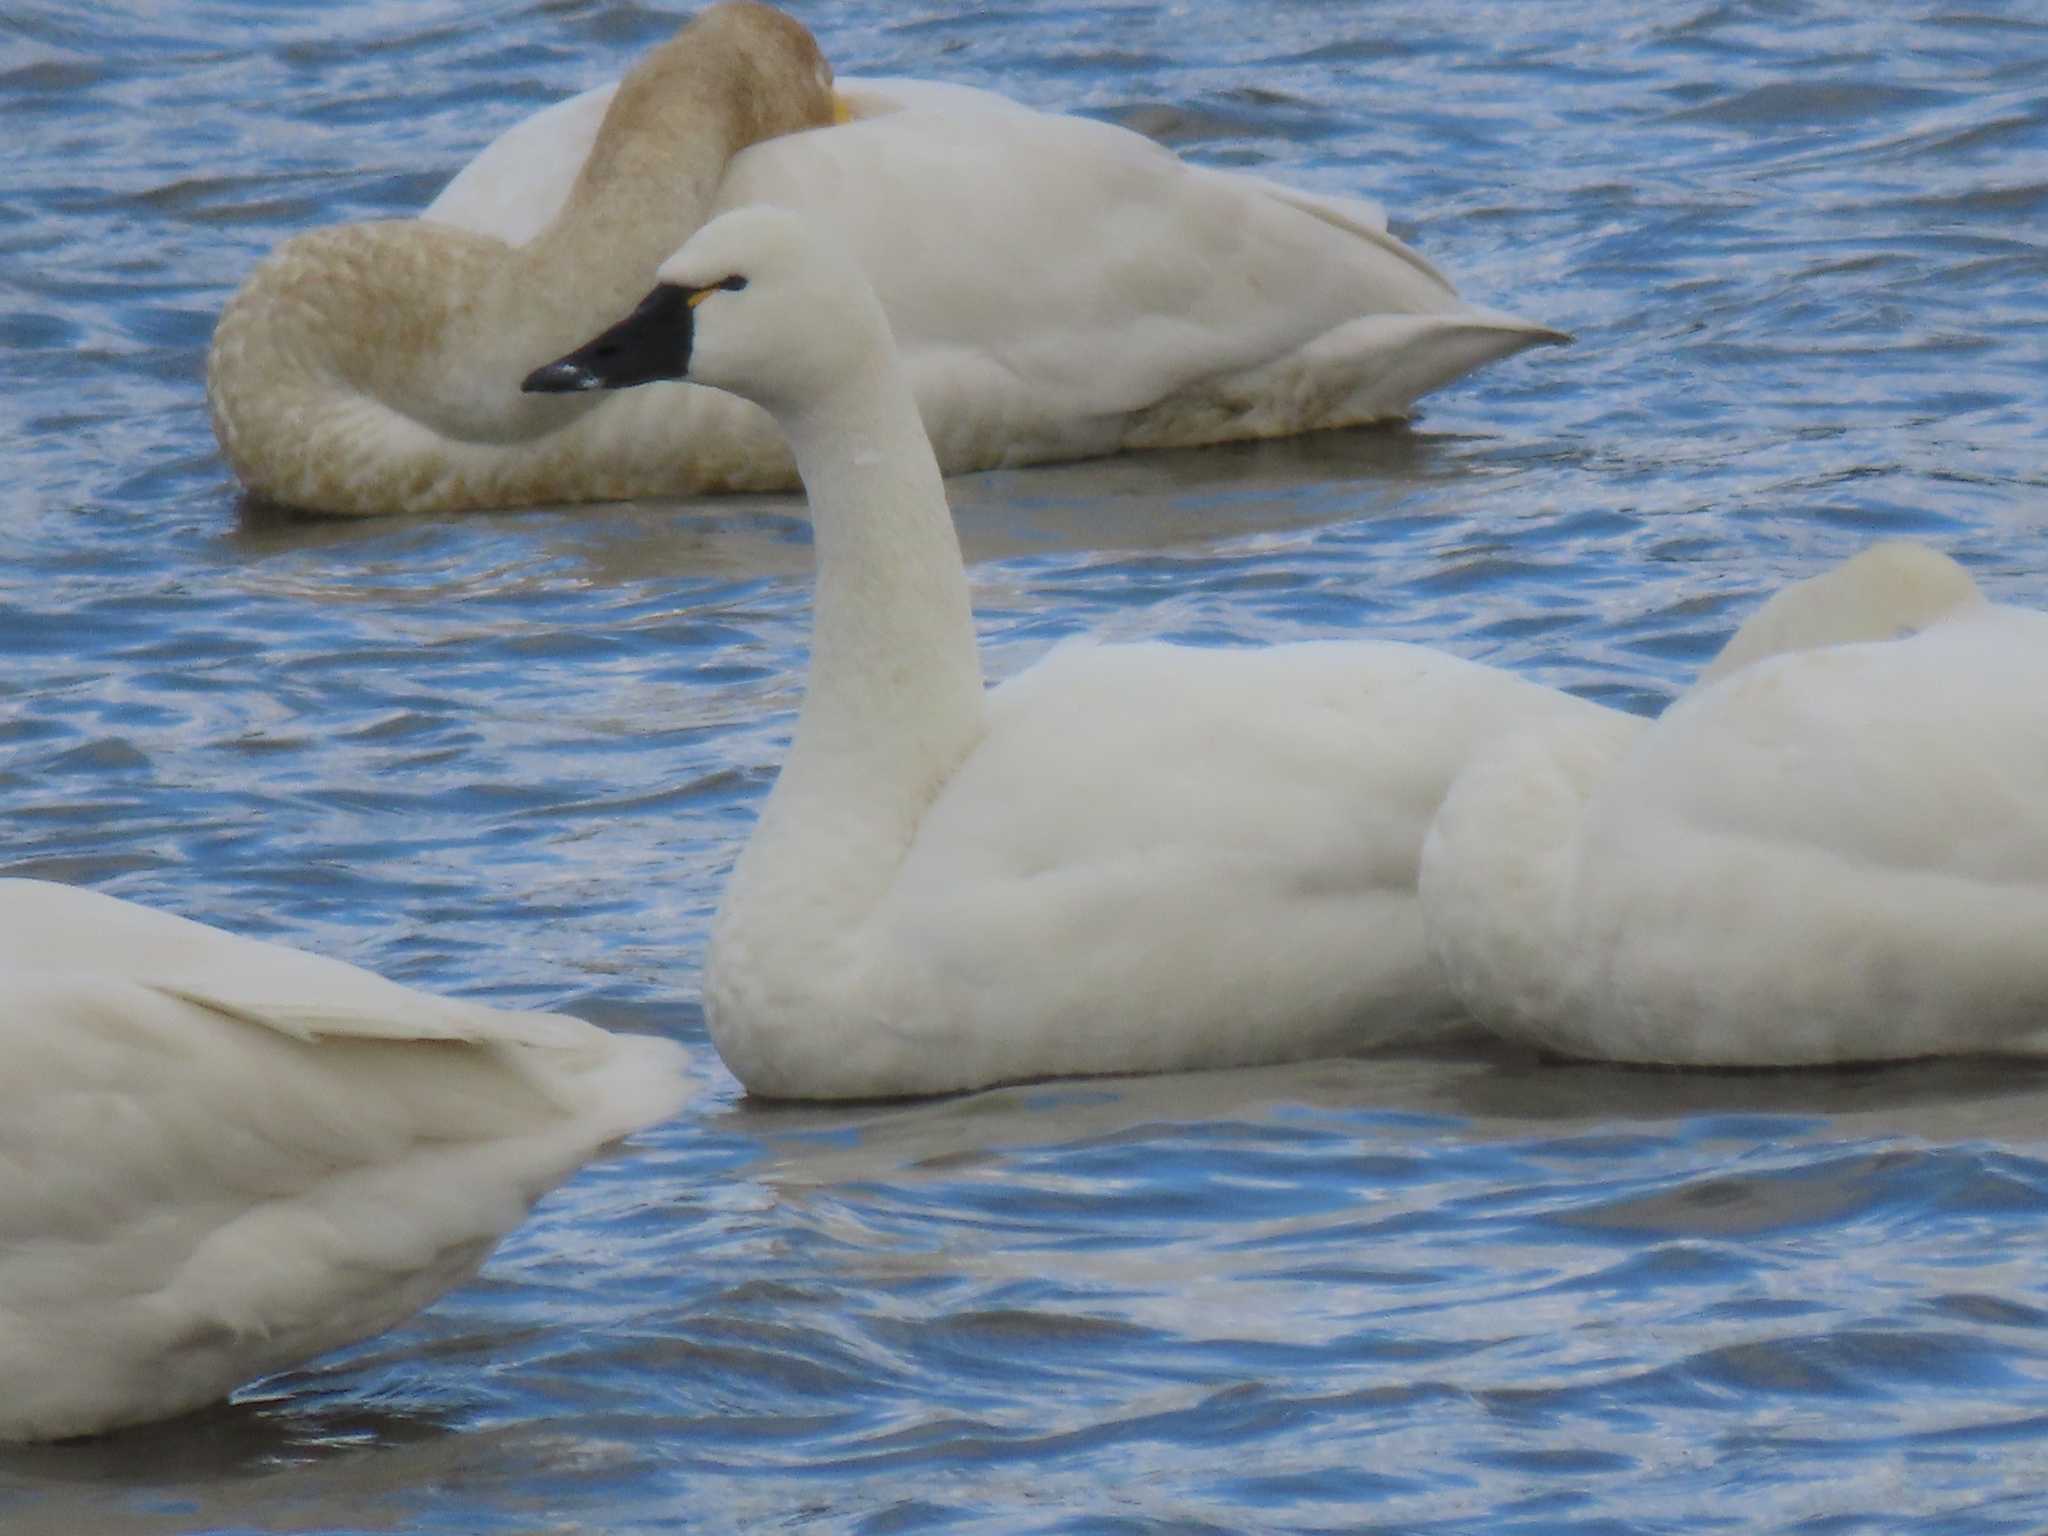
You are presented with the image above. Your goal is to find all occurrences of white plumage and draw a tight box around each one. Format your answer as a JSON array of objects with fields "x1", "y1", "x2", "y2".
[
  {"x1": 1420, "y1": 542, "x2": 2048, "y2": 1065},
  {"x1": 0, "y1": 879, "x2": 692, "y2": 1440},
  {"x1": 523, "y1": 205, "x2": 1604, "y2": 1099},
  {"x1": 207, "y1": 3, "x2": 1563, "y2": 516}
]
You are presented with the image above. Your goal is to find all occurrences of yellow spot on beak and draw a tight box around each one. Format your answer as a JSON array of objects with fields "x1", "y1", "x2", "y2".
[
  {"x1": 686, "y1": 287, "x2": 717, "y2": 309},
  {"x1": 831, "y1": 92, "x2": 854, "y2": 126}
]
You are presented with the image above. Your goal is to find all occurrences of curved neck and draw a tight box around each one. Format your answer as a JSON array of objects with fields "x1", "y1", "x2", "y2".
[
  {"x1": 509, "y1": 64, "x2": 750, "y2": 347},
  {"x1": 504, "y1": 20, "x2": 833, "y2": 374},
  {"x1": 210, "y1": 36, "x2": 828, "y2": 479},
  {"x1": 205, "y1": 220, "x2": 605, "y2": 513},
  {"x1": 780, "y1": 354, "x2": 984, "y2": 828},
  {"x1": 724, "y1": 347, "x2": 985, "y2": 931}
]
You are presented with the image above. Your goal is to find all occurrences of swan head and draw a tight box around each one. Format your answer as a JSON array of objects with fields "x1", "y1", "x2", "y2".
[
  {"x1": 1699, "y1": 539, "x2": 1986, "y2": 686},
  {"x1": 522, "y1": 206, "x2": 889, "y2": 415}
]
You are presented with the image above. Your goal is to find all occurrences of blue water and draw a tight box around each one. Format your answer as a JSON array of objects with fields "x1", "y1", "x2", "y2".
[{"x1": 6, "y1": 0, "x2": 2048, "y2": 1530}]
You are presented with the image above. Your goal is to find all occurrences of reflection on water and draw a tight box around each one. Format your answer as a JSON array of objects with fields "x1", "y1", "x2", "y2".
[
  {"x1": 5, "y1": 0, "x2": 2048, "y2": 1529},
  {"x1": 227, "y1": 422, "x2": 1445, "y2": 587}
]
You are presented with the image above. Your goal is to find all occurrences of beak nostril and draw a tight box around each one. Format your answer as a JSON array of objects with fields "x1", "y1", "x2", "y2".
[{"x1": 521, "y1": 282, "x2": 692, "y2": 394}]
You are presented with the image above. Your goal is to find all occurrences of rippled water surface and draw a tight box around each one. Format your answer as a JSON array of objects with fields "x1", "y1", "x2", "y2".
[{"x1": 6, "y1": 0, "x2": 2048, "y2": 1530}]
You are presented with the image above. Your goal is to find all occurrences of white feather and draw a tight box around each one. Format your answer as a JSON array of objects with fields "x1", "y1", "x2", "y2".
[
  {"x1": 539, "y1": 205, "x2": 1603, "y2": 1099},
  {"x1": 0, "y1": 879, "x2": 693, "y2": 1440},
  {"x1": 1420, "y1": 543, "x2": 2048, "y2": 1065},
  {"x1": 206, "y1": 17, "x2": 1564, "y2": 518}
]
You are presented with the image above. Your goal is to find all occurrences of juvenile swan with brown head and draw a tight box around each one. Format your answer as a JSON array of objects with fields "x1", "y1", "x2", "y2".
[{"x1": 206, "y1": 1, "x2": 836, "y2": 515}]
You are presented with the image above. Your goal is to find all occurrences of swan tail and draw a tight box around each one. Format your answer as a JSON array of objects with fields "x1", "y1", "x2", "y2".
[
  {"x1": 1124, "y1": 308, "x2": 1568, "y2": 446},
  {"x1": 1310, "y1": 309, "x2": 1570, "y2": 419},
  {"x1": 158, "y1": 972, "x2": 696, "y2": 1130},
  {"x1": 159, "y1": 974, "x2": 593, "y2": 1049}
]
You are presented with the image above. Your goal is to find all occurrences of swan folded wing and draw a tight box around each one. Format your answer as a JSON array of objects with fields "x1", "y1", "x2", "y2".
[
  {"x1": 713, "y1": 90, "x2": 1525, "y2": 421},
  {"x1": 861, "y1": 643, "x2": 1588, "y2": 1072},
  {"x1": 1118, "y1": 308, "x2": 1567, "y2": 451},
  {"x1": 148, "y1": 956, "x2": 695, "y2": 1137},
  {"x1": 0, "y1": 879, "x2": 586, "y2": 1049},
  {"x1": 0, "y1": 972, "x2": 690, "y2": 1267},
  {"x1": 0, "y1": 880, "x2": 692, "y2": 1123},
  {"x1": 154, "y1": 966, "x2": 592, "y2": 1050}
]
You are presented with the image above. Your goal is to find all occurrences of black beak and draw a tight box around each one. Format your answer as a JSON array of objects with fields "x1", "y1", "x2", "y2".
[{"x1": 522, "y1": 283, "x2": 696, "y2": 394}]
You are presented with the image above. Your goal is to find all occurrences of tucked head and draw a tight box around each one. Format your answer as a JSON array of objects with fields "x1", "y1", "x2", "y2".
[
  {"x1": 1700, "y1": 539, "x2": 1985, "y2": 685},
  {"x1": 522, "y1": 206, "x2": 890, "y2": 413}
]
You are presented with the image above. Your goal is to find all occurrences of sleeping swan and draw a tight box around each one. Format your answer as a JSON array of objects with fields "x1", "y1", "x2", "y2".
[
  {"x1": 208, "y1": 2, "x2": 1565, "y2": 518},
  {"x1": 0, "y1": 879, "x2": 692, "y2": 1440},
  {"x1": 523, "y1": 205, "x2": 1605, "y2": 1100},
  {"x1": 1419, "y1": 541, "x2": 2048, "y2": 1066}
]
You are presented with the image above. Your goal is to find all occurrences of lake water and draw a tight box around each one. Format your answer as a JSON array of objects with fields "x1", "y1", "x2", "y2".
[{"x1": 5, "y1": 0, "x2": 2048, "y2": 1530}]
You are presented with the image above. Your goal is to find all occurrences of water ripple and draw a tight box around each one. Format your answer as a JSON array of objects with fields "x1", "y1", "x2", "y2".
[{"x1": 5, "y1": 0, "x2": 2048, "y2": 1530}]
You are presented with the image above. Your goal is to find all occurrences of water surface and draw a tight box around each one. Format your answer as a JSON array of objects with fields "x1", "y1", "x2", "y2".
[{"x1": 4, "y1": 0, "x2": 2048, "y2": 1530}]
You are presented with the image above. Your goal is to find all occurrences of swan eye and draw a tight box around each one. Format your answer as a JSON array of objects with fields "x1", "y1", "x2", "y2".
[{"x1": 686, "y1": 275, "x2": 748, "y2": 309}]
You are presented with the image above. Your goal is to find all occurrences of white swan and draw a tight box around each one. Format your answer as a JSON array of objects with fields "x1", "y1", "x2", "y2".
[
  {"x1": 522, "y1": 205, "x2": 1605, "y2": 1100},
  {"x1": 0, "y1": 879, "x2": 692, "y2": 1440},
  {"x1": 208, "y1": 3, "x2": 1564, "y2": 518},
  {"x1": 1419, "y1": 541, "x2": 2048, "y2": 1066}
]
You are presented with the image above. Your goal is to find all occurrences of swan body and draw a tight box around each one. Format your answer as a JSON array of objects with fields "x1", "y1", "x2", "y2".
[
  {"x1": 1420, "y1": 542, "x2": 2048, "y2": 1066},
  {"x1": 209, "y1": 7, "x2": 1565, "y2": 517},
  {"x1": 524, "y1": 205, "x2": 1602, "y2": 1099},
  {"x1": 0, "y1": 879, "x2": 692, "y2": 1440}
]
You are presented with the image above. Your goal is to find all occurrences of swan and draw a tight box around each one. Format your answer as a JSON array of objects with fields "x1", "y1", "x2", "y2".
[
  {"x1": 207, "y1": 1, "x2": 839, "y2": 517},
  {"x1": 521, "y1": 205, "x2": 1605, "y2": 1100},
  {"x1": 208, "y1": 4, "x2": 1565, "y2": 518},
  {"x1": 0, "y1": 878, "x2": 692, "y2": 1440},
  {"x1": 1419, "y1": 541, "x2": 2048, "y2": 1066}
]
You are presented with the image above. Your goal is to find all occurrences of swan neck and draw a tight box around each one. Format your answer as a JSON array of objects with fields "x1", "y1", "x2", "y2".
[
  {"x1": 519, "y1": 28, "x2": 832, "y2": 324},
  {"x1": 704, "y1": 347, "x2": 983, "y2": 1087},
  {"x1": 208, "y1": 63, "x2": 762, "y2": 499},
  {"x1": 710, "y1": 344, "x2": 985, "y2": 1001},
  {"x1": 517, "y1": 112, "x2": 734, "y2": 320},
  {"x1": 779, "y1": 354, "x2": 985, "y2": 799}
]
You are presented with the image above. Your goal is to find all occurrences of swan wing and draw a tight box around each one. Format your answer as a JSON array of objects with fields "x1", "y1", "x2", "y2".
[
  {"x1": 427, "y1": 75, "x2": 1559, "y2": 444},
  {"x1": 739, "y1": 642, "x2": 1603, "y2": 1095},
  {"x1": 716, "y1": 82, "x2": 1560, "y2": 434}
]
